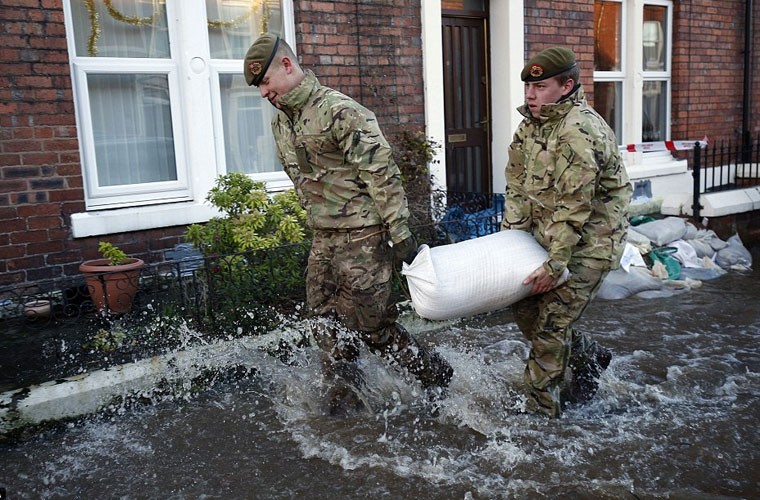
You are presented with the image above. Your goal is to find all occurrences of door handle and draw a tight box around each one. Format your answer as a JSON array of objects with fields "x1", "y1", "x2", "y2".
[{"x1": 479, "y1": 116, "x2": 489, "y2": 134}]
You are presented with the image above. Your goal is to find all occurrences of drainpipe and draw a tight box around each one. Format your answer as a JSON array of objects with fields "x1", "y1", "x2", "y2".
[{"x1": 742, "y1": 0, "x2": 754, "y2": 159}]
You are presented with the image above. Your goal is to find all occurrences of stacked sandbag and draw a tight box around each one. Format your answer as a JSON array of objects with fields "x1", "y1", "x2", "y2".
[{"x1": 597, "y1": 216, "x2": 751, "y2": 300}]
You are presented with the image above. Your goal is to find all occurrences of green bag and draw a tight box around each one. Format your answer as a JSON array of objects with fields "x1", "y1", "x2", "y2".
[
  {"x1": 647, "y1": 246, "x2": 681, "y2": 280},
  {"x1": 630, "y1": 215, "x2": 657, "y2": 226}
]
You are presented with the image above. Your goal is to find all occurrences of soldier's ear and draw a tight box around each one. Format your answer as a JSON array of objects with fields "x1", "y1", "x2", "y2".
[
  {"x1": 281, "y1": 56, "x2": 296, "y2": 74},
  {"x1": 562, "y1": 78, "x2": 575, "y2": 96}
]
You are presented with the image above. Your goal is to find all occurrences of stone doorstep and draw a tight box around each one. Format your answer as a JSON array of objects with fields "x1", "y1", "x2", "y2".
[{"x1": 661, "y1": 186, "x2": 760, "y2": 218}]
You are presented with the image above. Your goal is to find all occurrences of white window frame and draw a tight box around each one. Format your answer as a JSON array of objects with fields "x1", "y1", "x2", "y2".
[
  {"x1": 593, "y1": 0, "x2": 673, "y2": 149},
  {"x1": 64, "y1": 0, "x2": 296, "y2": 237},
  {"x1": 638, "y1": 0, "x2": 672, "y2": 143}
]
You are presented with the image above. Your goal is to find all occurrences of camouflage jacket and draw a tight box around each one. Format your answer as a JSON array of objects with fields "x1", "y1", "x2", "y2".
[
  {"x1": 501, "y1": 85, "x2": 632, "y2": 277},
  {"x1": 271, "y1": 71, "x2": 411, "y2": 244}
]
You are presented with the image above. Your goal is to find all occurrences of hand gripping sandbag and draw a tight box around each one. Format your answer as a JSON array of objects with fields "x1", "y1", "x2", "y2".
[{"x1": 401, "y1": 230, "x2": 569, "y2": 321}]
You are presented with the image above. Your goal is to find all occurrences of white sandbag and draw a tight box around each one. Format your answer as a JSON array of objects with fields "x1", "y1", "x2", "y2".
[
  {"x1": 626, "y1": 227, "x2": 652, "y2": 246},
  {"x1": 679, "y1": 257, "x2": 727, "y2": 281},
  {"x1": 597, "y1": 267, "x2": 665, "y2": 300},
  {"x1": 401, "y1": 230, "x2": 568, "y2": 321},
  {"x1": 683, "y1": 228, "x2": 726, "y2": 258},
  {"x1": 715, "y1": 234, "x2": 753, "y2": 270},
  {"x1": 632, "y1": 216, "x2": 688, "y2": 246},
  {"x1": 682, "y1": 221, "x2": 699, "y2": 240}
]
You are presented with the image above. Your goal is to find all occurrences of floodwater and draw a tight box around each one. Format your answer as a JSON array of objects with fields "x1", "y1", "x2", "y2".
[{"x1": 2, "y1": 262, "x2": 759, "y2": 499}]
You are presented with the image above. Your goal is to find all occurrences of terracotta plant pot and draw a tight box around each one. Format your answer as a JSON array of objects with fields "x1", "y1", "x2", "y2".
[{"x1": 79, "y1": 258, "x2": 145, "y2": 314}]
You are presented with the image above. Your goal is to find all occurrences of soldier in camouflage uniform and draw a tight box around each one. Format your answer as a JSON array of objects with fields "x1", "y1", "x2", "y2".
[
  {"x1": 502, "y1": 47, "x2": 632, "y2": 417},
  {"x1": 244, "y1": 34, "x2": 453, "y2": 413}
]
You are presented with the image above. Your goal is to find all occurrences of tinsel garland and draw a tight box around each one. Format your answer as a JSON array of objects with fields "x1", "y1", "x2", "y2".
[{"x1": 84, "y1": 0, "x2": 271, "y2": 57}]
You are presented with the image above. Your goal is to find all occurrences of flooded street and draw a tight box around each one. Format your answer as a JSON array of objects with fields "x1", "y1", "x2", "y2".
[{"x1": 2, "y1": 262, "x2": 758, "y2": 499}]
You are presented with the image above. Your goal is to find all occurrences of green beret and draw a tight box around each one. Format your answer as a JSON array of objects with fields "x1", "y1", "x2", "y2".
[
  {"x1": 521, "y1": 47, "x2": 577, "y2": 82},
  {"x1": 243, "y1": 33, "x2": 280, "y2": 86}
]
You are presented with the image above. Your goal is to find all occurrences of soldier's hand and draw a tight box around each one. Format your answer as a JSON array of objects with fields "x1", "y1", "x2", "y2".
[
  {"x1": 393, "y1": 235, "x2": 419, "y2": 267},
  {"x1": 523, "y1": 265, "x2": 560, "y2": 295}
]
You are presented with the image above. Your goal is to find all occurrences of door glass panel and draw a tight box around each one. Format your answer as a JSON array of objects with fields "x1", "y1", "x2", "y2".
[
  {"x1": 594, "y1": 81, "x2": 622, "y2": 142},
  {"x1": 643, "y1": 5, "x2": 668, "y2": 71},
  {"x1": 88, "y1": 73, "x2": 177, "y2": 186},
  {"x1": 219, "y1": 74, "x2": 278, "y2": 173},
  {"x1": 594, "y1": 1, "x2": 622, "y2": 71},
  {"x1": 207, "y1": 0, "x2": 284, "y2": 59},
  {"x1": 442, "y1": 0, "x2": 486, "y2": 10},
  {"x1": 70, "y1": 0, "x2": 169, "y2": 58},
  {"x1": 642, "y1": 80, "x2": 667, "y2": 142}
]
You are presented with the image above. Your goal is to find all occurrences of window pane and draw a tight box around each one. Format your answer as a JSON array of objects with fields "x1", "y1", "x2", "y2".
[
  {"x1": 594, "y1": 1, "x2": 622, "y2": 71},
  {"x1": 219, "y1": 74, "x2": 278, "y2": 174},
  {"x1": 88, "y1": 74, "x2": 177, "y2": 186},
  {"x1": 207, "y1": 0, "x2": 284, "y2": 59},
  {"x1": 643, "y1": 5, "x2": 668, "y2": 71},
  {"x1": 642, "y1": 81, "x2": 667, "y2": 142},
  {"x1": 71, "y1": 0, "x2": 169, "y2": 58},
  {"x1": 594, "y1": 81, "x2": 622, "y2": 142}
]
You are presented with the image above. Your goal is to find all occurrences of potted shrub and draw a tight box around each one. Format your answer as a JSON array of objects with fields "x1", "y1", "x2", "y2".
[{"x1": 79, "y1": 241, "x2": 144, "y2": 314}]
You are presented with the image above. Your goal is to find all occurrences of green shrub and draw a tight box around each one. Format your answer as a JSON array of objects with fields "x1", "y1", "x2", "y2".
[{"x1": 185, "y1": 172, "x2": 309, "y2": 255}]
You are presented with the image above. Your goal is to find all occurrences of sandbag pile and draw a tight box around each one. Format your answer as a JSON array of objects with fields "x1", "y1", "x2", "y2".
[
  {"x1": 402, "y1": 230, "x2": 568, "y2": 321},
  {"x1": 598, "y1": 216, "x2": 753, "y2": 300}
]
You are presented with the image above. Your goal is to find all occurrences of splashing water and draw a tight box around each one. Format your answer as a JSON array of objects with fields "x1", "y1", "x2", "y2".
[{"x1": 1, "y1": 269, "x2": 758, "y2": 499}]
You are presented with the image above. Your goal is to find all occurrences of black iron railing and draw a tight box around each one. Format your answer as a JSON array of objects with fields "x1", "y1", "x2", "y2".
[{"x1": 692, "y1": 135, "x2": 760, "y2": 220}]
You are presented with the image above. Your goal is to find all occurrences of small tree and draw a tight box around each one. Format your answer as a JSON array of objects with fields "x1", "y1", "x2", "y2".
[
  {"x1": 183, "y1": 173, "x2": 310, "y2": 330},
  {"x1": 185, "y1": 172, "x2": 309, "y2": 255}
]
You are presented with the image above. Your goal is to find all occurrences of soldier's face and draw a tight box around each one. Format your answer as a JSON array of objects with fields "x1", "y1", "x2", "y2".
[
  {"x1": 524, "y1": 77, "x2": 574, "y2": 118},
  {"x1": 258, "y1": 57, "x2": 300, "y2": 108}
]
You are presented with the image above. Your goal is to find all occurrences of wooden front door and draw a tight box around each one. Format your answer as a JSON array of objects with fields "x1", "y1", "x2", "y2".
[{"x1": 442, "y1": 12, "x2": 491, "y2": 194}]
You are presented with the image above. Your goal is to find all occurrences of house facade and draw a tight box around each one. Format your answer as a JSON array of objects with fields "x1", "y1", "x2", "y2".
[{"x1": 1, "y1": 0, "x2": 758, "y2": 288}]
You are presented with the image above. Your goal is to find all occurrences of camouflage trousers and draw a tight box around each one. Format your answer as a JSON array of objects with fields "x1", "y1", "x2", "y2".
[
  {"x1": 306, "y1": 226, "x2": 450, "y2": 389},
  {"x1": 512, "y1": 257, "x2": 610, "y2": 417}
]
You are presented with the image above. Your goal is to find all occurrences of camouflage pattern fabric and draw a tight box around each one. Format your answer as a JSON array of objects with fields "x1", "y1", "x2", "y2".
[
  {"x1": 512, "y1": 257, "x2": 608, "y2": 417},
  {"x1": 272, "y1": 70, "x2": 412, "y2": 245},
  {"x1": 502, "y1": 84, "x2": 632, "y2": 417},
  {"x1": 501, "y1": 85, "x2": 631, "y2": 279},
  {"x1": 269, "y1": 71, "x2": 450, "y2": 389},
  {"x1": 306, "y1": 227, "x2": 450, "y2": 389}
]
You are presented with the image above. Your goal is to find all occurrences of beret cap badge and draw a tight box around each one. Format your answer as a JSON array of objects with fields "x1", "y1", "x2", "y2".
[
  {"x1": 529, "y1": 64, "x2": 544, "y2": 78},
  {"x1": 243, "y1": 33, "x2": 281, "y2": 86}
]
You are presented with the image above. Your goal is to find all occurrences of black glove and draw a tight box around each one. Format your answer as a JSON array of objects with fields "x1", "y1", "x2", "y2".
[{"x1": 393, "y1": 235, "x2": 419, "y2": 266}]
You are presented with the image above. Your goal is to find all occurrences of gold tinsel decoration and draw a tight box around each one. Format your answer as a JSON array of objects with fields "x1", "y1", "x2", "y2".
[
  {"x1": 103, "y1": 0, "x2": 157, "y2": 26},
  {"x1": 84, "y1": 0, "x2": 101, "y2": 56},
  {"x1": 85, "y1": 0, "x2": 272, "y2": 57}
]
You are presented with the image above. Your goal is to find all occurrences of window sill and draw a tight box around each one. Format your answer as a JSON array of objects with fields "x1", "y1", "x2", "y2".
[
  {"x1": 624, "y1": 151, "x2": 688, "y2": 180},
  {"x1": 72, "y1": 179, "x2": 295, "y2": 238},
  {"x1": 71, "y1": 202, "x2": 220, "y2": 238}
]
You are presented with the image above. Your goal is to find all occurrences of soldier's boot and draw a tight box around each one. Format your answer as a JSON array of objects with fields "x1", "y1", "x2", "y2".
[
  {"x1": 565, "y1": 345, "x2": 612, "y2": 405},
  {"x1": 411, "y1": 348, "x2": 454, "y2": 413},
  {"x1": 324, "y1": 359, "x2": 367, "y2": 417}
]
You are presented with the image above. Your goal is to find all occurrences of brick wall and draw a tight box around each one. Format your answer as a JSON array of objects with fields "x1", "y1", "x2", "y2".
[
  {"x1": 670, "y1": 0, "x2": 760, "y2": 146},
  {"x1": 294, "y1": 0, "x2": 425, "y2": 139},
  {"x1": 523, "y1": 1, "x2": 596, "y2": 104},
  {"x1": 0, "y1": 1, "x2": 188, "y2": 288}
]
